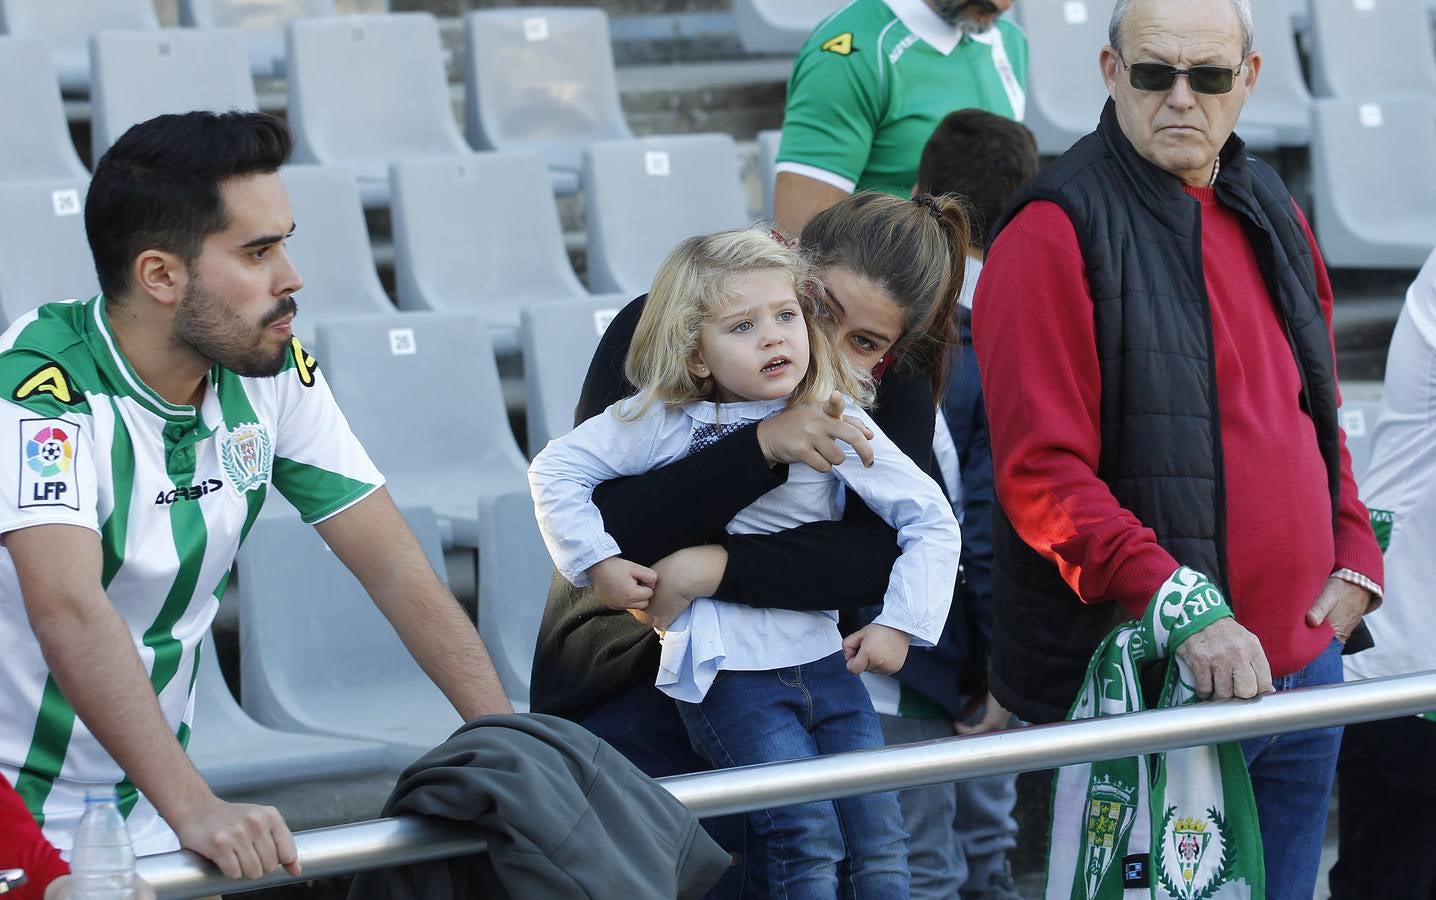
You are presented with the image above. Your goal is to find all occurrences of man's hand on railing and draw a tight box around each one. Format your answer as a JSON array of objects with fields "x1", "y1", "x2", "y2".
[
  {"x1": 172, "y1": 796, "x2": 301, "y2": 881},
  {"x1": 1175, "y1": 617, "x2": 1275, "y2": 700}
]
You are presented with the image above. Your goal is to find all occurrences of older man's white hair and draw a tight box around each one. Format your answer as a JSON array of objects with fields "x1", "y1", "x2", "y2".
[{"x1": 1109, "y1": 0, "x2": 1254, "y2": 59}]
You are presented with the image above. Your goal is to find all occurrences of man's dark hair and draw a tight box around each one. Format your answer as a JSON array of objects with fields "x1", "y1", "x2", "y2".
[
  {"x1": 916, "y1": 109, "x2": 1038, "y2": 247},
  {"x1": 85, "y1": 111, "x2": 293, "y2": 300}
]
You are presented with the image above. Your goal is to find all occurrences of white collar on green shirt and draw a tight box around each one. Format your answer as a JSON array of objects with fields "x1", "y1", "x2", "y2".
[{"x1": 882, "y1": 0, "x2": 1001, "y2": 56}]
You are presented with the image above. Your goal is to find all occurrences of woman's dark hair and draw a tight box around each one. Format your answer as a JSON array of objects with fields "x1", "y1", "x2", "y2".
[
  {"x1": 85, "y1": 110, "x2": 293, "y2": 300},
  {"x1": 800, "y1": 191, "x2": 971, "y2": 401},
  {"x1": 916, "y1": 109, "x2": 1038, "y2": 246}
]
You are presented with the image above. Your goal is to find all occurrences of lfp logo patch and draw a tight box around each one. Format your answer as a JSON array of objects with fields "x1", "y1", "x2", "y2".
[
  {"x1": 19, "y1": 418, "x2": 80, "y2": 510},
  {"x1": 26, "y1": 425, "x2": 73, "y2": 476}
]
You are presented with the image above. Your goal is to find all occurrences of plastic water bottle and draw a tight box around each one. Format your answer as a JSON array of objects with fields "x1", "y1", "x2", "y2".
[{"x1": 69, "y1": 792, "x2": 136, "y2": 900}]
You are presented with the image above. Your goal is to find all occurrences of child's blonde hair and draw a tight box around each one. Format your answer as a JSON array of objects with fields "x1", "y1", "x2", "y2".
[{"x1": 623, "y1": 228, "x2": 873, "y2": 419}]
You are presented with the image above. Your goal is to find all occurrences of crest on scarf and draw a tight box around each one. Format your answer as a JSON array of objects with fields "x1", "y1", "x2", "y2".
[
  {"x1": 1083, "y1": 776, "x2": 1138, "y2": 896},
  {"x1": 1156, "y1": 806, "x2": 1238, "y2": 900},
  {"x1": 220, "y1": 422, "x2": 273, "y2": 493}
]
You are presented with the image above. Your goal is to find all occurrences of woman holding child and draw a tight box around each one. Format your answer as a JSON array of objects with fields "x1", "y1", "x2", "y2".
[{"x1": 528, "y1": 192, "x2": 968, "y2": 898}]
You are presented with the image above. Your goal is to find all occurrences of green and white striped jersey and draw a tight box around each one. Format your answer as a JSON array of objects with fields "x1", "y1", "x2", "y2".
[{"x1": 0, "y1": 296, "x2": 383, "y2": 853}]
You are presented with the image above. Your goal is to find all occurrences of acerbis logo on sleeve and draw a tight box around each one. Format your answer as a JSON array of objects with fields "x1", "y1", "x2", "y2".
[{"x1": 18, "y1": 418, "x2": 80, "y2": 510}]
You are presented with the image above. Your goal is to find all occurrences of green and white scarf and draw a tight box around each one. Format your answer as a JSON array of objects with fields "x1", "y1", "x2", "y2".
[{"x1": 1045, "y1": 567, "x2": 1266, "y2": 900}]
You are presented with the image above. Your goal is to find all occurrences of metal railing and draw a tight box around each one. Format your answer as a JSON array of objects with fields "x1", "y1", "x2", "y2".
[{"x1": 138, "y1": 670, "x2": 1436, "y2": 898}]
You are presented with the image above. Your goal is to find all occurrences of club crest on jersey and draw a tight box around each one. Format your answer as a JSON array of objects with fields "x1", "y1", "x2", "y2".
[
  {"x1": 220, "y1": 422, "x2": 273, "y2": 493},
  {"x1": 18, "y1": 418, "x2": 80, "y2": 510}
]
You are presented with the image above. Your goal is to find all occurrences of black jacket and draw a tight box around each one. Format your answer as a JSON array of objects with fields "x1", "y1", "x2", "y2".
[{"x1": 985, "y1": 100, "x2": 1344, "y2": 725}]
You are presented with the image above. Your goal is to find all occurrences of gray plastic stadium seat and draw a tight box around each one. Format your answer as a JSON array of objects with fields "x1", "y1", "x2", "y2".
[
  {"x1": 757, "y1": 129, "x2": 781, "y2": 222},
  {"x1": 1311, "y1": 97, "x2": 1436, "y2": 269},
  {"x1": 733, "y1": 0, "x2": 848, "y2": 55},
  {"x1": 1235, "y1": 0, "x2": 1311, "y2": 150},
  {"x1": 313, "y1": 313, "x2": 552, "y2": 708},
  {"x1": 0, "y1": 179, "x2": 95, "y2": 328},
  {"x1": 239, "y1": 508, "x2": 467, "y2": 767},
  {"x1": 520, "y1": 296, "x2": 626, "y2": 455},
  {"x1": 0, "y1": 38, "x2": 88, "y2": 181},
  {"x1": 89, "y1": 29, "x2": 258, "y2": 163},
  {"x1": 277, "y1": 165, "x2": 394, "y2": 342},
  {"x1": 1338, "y1": 382, "x2": 1384, "y2": 483},
  {"x1": 286, "y1": 13, "x2": 470, "y2": 207},
  {"x1": 389, "y1": 153, "x2": 588, "y2": 355},
  {"x1": 187, "y1": 633, "x2": 390, "y2": 794},
  {"x1": 1014, "y1": 0, "x2": 1114, "y2": 155},
  {"x1": 0, "y1": 0, "x2": 159, "y2": 93},
  {"x1": 584, "y1": 134, "x2": 750, "y2": 296},
  {"x1": 179, "y1": 0, "x2": 334, "y2": 78},
  {"x1": 1309, "y1": 0, "x2": 1436, "y2": 98},
  {"x1": 463, "y1": 8, "x2": 632, "y2": 195}
]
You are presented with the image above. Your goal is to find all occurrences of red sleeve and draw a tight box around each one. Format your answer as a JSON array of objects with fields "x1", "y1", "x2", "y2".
[
  {"x1": 974, "y1": 201, "x2": 1179, "y2": 618},
  {"x1": 1294, "y1": 203, "x2": 1385, "y2": 596},
  {"x1": 0, "y1": 774, "x2": 69, "y2": 899}
]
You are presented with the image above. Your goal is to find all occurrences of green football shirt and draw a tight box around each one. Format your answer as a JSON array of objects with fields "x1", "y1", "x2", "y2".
[
  {"x1": 777, "y1": 0, "x2": 1029, "y2": 198},
  {"x1": 0, "y1": 296, "x2": 383, "y2": 853}
]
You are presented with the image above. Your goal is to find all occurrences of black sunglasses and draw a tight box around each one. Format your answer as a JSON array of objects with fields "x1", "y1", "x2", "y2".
[{"x1": 1124, "y1": 59, "x2": 1244, "y2": 95}]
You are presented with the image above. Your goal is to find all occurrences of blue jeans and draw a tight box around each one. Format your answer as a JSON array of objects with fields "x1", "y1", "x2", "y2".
[
  {"x1": 1239, "y1": 638, "x2": 1344, "y2": 900},
  {"x1": 877, "y1": 714, "x2": 1018, "y2": 899},
  {"x1": 677, "y1": 651, "x2": 910, "y2": 900}
]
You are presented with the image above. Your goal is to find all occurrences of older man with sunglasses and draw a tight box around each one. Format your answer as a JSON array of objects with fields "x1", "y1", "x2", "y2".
[{"x1": 972, "y1": 1, "x2": 1384, "y2": 897}]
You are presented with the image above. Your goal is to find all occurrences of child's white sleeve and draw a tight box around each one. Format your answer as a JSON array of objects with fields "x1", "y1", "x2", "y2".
[
  {"x1": 527, "y1": 399, "x2": 673, "y2": 587},
  {"x1": 831, "y1": 402, "x2": 961, "y2": 647}
]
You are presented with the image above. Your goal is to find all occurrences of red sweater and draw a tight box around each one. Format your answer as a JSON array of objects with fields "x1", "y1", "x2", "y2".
[
  {"x1": 974, "y1": 191, "x2": 1384, "y2": 677},
  {"x1": 1, "y1": 774, "x2": 68, "y2": 899}
]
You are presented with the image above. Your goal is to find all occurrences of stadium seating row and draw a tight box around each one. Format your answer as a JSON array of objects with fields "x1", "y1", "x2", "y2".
[
  {"x1": 0, "y1": 10, "x2": 635, "y2": 200},
  {"x1": 0, "y1": 135, "x2": 749, "y2": 338}
]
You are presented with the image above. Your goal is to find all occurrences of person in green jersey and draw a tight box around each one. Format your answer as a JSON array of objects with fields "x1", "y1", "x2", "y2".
[
  {"x1": 772, "y1": 0, "x2": 1025, "y2": 236},
  {"x1": 0, "y1": 112, "x2": 511, "y2": 880}
]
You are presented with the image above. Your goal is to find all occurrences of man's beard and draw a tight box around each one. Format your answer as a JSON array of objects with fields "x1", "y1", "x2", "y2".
[
  {"x1": 931, "y1": 0, "x2": 1001, "y2": 32},
  {"x1": 174, "y1": 279, "x2": 297, "y2": 378}
]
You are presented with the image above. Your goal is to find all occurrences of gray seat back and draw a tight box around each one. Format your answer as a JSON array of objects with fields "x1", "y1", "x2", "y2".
[
  {"x1": 0, "y1": 179, "x2": 95, "y2": 327},
  {"x1": 238, "y1": 506, "x2": 463, "y2": 765},
  {"x1": 285, "y1": 13, "x2": 468, "y2": 196},
  {"x1": 520, "y1": 296, "x2": 625, "y2": 454},
  {"x1": 0, "y1": 38, "x2": 88, "y2": 180},
  {"x1": 90, "y1": 28, "x2": 258, "y2": 162},
  {"x1": 1309, "y1": 0, "x2": 1436, "y2": 97},
  {"x1": 584, "y1": 134, "x2": 750, "y2": 296},
  {"x1": 278, "y1": 165, "x2": 394, "y2": 342},
  {"x1": 757, "y1": 129, "x2": 781, "y2": 222},
  {"x1": 1013, "y1": 0, "x2": 1113, "y2": 155},
  {"x1": 389, "y1": 153, "x2": 586, "y2": 350},
  {"x1": 188, "y1": 632, "x2": 390, "y2": 794},
  {"x1": 0, "y1": 0, "x2": 159, "y2": 92},
  {"x1": 1311, "y1": 97, "x2": 1436, "y2": 269},
  {"x1": 733, "y1": 0, "x2": 847, "y2": 54},
  {"x1": 463, "y1": 8, "x2": 631, "y2": 177},
  {"x1": 1236, "y1": 0, "x2": 1312, "y2": 149},
  {"x1": 179, "y1": 0, "x2": 335, "y2": 77},
  {"x1": 313, "y1": 312, "x2": 529, "y2": 518},
  {"x1": 1337, "y1": 383, "x2": 1385, "y2": 484}
]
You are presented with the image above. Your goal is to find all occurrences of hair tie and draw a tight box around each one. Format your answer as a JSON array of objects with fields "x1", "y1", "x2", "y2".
[
  {"x1": 913, "y1": 194, "x2": 944, "y2": 222},
  {"x1": 768, "y1": 226, "x2": 797, "y2": 249}
]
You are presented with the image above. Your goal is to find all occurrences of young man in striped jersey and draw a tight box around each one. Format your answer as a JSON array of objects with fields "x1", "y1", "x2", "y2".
[{"x1": 0, "y1": 112, "x2": 510, "y2": 880}]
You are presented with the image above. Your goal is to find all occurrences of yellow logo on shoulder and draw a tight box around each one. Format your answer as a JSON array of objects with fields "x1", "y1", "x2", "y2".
[
  {"x1": 14, "y1": 364, "x2": 74, "y2": 405},
  {"x1": 822, "y1": 32, "x2": 855, "y2": 56}
]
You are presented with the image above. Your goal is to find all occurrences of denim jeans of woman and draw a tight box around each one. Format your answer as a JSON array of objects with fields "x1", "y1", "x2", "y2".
[{"x1": 678, "y1": 651, "x2": 910, "y2": 900}]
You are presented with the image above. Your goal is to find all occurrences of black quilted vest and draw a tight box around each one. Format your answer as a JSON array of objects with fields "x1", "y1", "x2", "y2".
[{"x1": 986, "y1": 101, "x2": 1343, "y2": 724}]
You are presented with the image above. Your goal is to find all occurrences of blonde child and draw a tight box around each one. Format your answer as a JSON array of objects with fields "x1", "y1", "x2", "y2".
[{"x1": 529, "y1": 229, "x2": 960, "y2": 898}]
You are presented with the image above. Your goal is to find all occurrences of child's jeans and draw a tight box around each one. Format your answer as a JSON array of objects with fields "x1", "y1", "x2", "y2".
[{"x1": 676, "y1": 650, "x2": 910, "y2": 900}]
